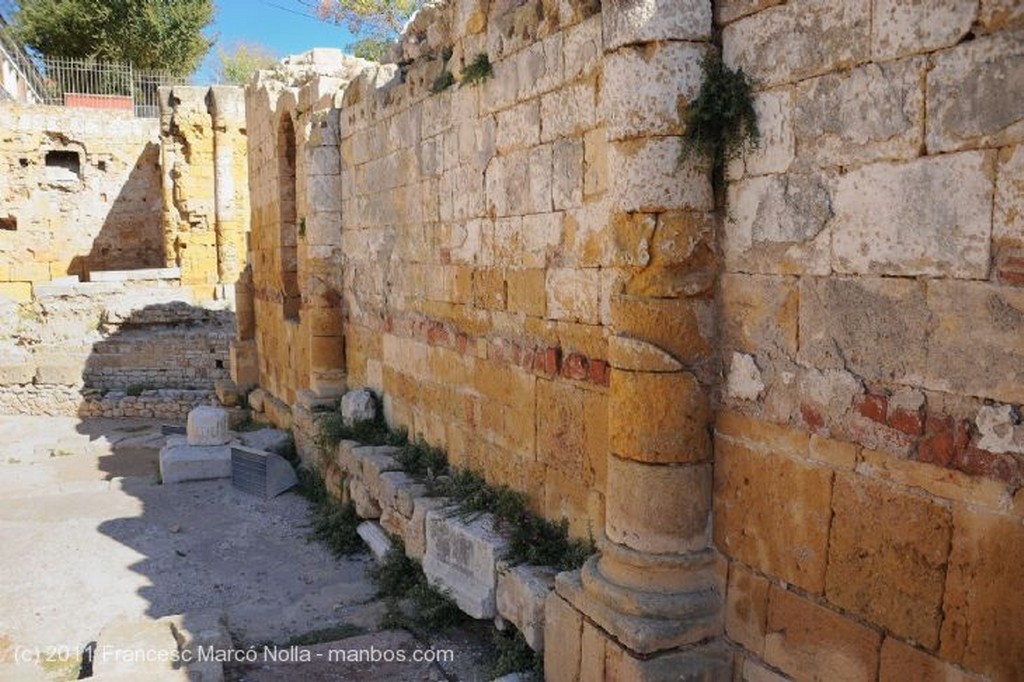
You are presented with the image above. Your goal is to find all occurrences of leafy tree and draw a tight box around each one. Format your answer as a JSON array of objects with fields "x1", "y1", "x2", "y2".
[
  {"x1": 304, "y1": 0, "x2": 419, "y2": 60},
  {"x1": 14, "y1": 0, "x2": 214, "y2": 77},
  {"x1": 214, "y1": 41, "x2": 278, "y2": 86}
]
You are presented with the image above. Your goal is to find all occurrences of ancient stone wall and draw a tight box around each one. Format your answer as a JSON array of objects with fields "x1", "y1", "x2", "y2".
[
  {"x1": 240, "y1": 0, "x2": 1024, "y2": 678},
  {"x1": 159, "y1": 86, "x2": 251, "y2": 303},
  {"x1": 716, "y1": 2, "x2": 1024, "y2": 681},
  {"x1": 0, "y1": 104, "x2": 163, "y2": 293}
]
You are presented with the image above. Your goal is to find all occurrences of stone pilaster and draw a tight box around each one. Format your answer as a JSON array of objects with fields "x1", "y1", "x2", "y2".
[{"x1": 548, "y1": 1, "x2": 729, "y2": 679}]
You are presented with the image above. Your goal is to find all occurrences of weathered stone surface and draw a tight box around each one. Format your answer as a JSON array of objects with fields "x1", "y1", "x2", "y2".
[
  {"x1": 723, "y1": 0, "x2": 870, "y2": 87},
  {"x1": 186, "y1": 406, "x2": 230, "y2": 446},
  {"x1": 940, "y1": 507, "x2": 1024, "y2": 680},
  {"x1": 610, "y1": 295, "x2": 714, "y2": 369},
  {"x1": 237, "y1": 428, "x2": 292, "y2": 457},
  {"x1": 736, "y1": 87, "x2": 794, "y2": 177},
  {"x1": 496, "y1": 563, "x2": 557, "y2": 651},
  {"x1": 602, "y1": 0, "x2": 712, "y2": 49},
  {"x1": 830, "y1": 152, "x2": 994, "y2": 278},
  {"x1": 713, "y1": 437, "x2": 832, "y2": 593},
  {"x1": 377, "y1": 470, "x2": 428, "y2": 517},
  {"x1": 798, "y1": 276, "x2": 930, "y2": 385},
  {"x1": 158, "y1": 441, "x2": 232, "y2": 484},
  {"x1": 879, "y1": 637, "x2": 985, "y2": 682},
  {"x1": 995, "y1": 144, "x2": 1024, "y2": 247},
  {"x1": 725, "y1": 561, "x2": 769, "y2": 656},
  {"x1": 422, "y1": 509, "x2": 509, "y2": 619},
  {"x1": 975, "y1": 404, "x2": 1024, "y2": 455},
  {"x1": 826, "y1": 474, "x2": 951, "y2": 648},
  {"x1": 543, "y1": 593, "x2": 582, "y2": 682},
  {"x1": 724, "y1": 173, "x2": 832, "y2": 275},
  {"x1": 927, "y1": 31, "x2": 1024, "y2": 153},
  {"x1": 340, "y1": 388, "x2": 377, "y2": 425},
  {"x1": 601, "y1": 41, "x2": 704, "y2": 140},
  {"x1": 606, "y1": 456, "x2": 711, "y2": 554},
  {"x1": 607, "y1": 335, "x2": 683, "y2": 373},
  {"x1": 872, "y1": 0, "x2": 975, "y2": 60},
  {"x1": 725, "y1": 353, "x2": 764, "y2": 402},
  {"x1": 925, "y1": 281, "x2": 1024, "y2": 405},
  {"x1": 349, "y1": 480, "x2": 381, "y2": 519},
  {"x1": 715, "y1": 0, "x2": 784, "y2": 26},
  {"x1": 608, "y1": 138, "x2": 713, "y2": 212},
  {"x1": 765, "y1": 586, "x2": 882, "y2": 682},
  {"x1": 720, "y1": 274, "x2": 798, "y2": 356},
  {"x1": 405, "y1": 496, "x2": 448, "y2": 560},
  {"x1": 355, "y1": 520, "x2": 391, "y2": 560},
  {"x1": 793, "y1": 58, "x2": 924, "y2": 168},
  {"x1": 609, "y1": 369, "x2": 710, "y2": 464},
  {"x1": 980, "y1": 0, "x2": 1024, "y2": 31}
]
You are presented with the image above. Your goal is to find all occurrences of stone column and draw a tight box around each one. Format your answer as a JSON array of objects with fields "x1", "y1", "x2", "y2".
[{"x1": 547, "y1": 1, "x2": 729, "y2": 678}]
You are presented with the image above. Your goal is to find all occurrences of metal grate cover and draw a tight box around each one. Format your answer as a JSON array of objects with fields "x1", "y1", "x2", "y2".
[{"x1": 231, "y1": 446, "x2": 298, "y2": 499}]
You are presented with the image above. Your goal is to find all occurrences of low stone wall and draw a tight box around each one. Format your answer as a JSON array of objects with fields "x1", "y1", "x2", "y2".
[{"x1": 78, "y1": 389, "x2": 215, "y2": 420}]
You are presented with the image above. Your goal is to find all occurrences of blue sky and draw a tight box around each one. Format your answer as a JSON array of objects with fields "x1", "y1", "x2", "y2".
[{"x1": 195, "y1": 0, "x2": 358, "y2": 83}]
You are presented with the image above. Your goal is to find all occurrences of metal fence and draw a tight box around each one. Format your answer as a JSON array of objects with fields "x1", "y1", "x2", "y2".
[{"x1": 33, "y1": 56, "x2": 185, "y2": 117}]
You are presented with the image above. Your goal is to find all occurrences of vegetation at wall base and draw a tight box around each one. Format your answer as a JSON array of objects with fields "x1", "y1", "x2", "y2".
[
  {"x1": 681, "y1": 53, "x2": 759, "y2": 195},
  {"x1": 434, "y1": 469, "x2": 594, "y2": 571},
  {"x1": 461, "y1": 53, "x2": 493, "y2": 85},
  {"x1": 394, "y1": 438, "x2": 448, "y2": 479},
  {"x1": 373, "y1": 542, "x2": 468, "y2": 633},
  {"x1": 490, "y1": 628, "x2": 542, "y2": 680},
  {"x1": 315, "y1": 409, "x2": 408, "y2": 465},
  {"x1": 297, "y1": 467, "x2": 364, "y2": 556}
]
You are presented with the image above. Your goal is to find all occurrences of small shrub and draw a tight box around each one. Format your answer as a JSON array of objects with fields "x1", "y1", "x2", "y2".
[
  {"x1": 431, "y1": 70, "x2": 455, "y2": 93},
  {"x1": 373, "y1": 542, "x2": 468, "y2": 633},
  {"x1": 297, "y1": 467, "x2": 364, "y2": 556},
  {"x1": 395, "y1": 438, "x2": 449, "y2": 480},
  {"x1": 490, "y1": 628, "x2": 542, "y2": 679},
  {"x1": 461, "y1": 53, "x2": 493, "y2": 85},
  {"x1": 125, "y1": 384, "x2": 149, "y2": 397},
  {"x1": 681, "y1": 53, "x2": 759, "y2": 191}
]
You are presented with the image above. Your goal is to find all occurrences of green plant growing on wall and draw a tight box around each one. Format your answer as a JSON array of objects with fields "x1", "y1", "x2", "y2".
[
  {"x1": 431, "y1": 70, "x2": 455, "y2": 93},
  {"x1": 681, "y1": 54, "x2": 759, "y2": 195},
  {"x1": 461, "y1": 53, "x2": 493, "y2": 86}
]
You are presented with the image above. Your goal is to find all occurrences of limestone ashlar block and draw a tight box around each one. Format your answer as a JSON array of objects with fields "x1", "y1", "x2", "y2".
[
  {"x1": 723, "y1": 173, "x2": 832, "y2": 276},
  {"x1": 543, "y1": 592, "x2": 583, "y2": 682},
  {"x1": 608, "y1": 368, "x2": 710, "y2": 464},
  {"x1": 422, "y1": 509, "x2": 510, "y2": 619},
  {"x1": 377, "y1": 471, "x2": 428, "y2": 518},
  {"x1": 404, "y1": 496, "x2": 449, "y2": 561},
  {"x1": 826, "y1": 474, "x2": 952, "y2": 649},
  {"x1": 927, "y1": 31, "x2": 1024, "y2": 153},
  {"x1": 830, "y1": 152, "x2": 994, "y2": 278},
  {"x1": 765, "y1": 585, "x2": 881, "y2": 682},
  {"x1": 713, "y1": 436, "x2": 832, "y2": 594},
  {"x1": 723, "y1": 0, "x2": 870, "y2": 87},
  {"x1": 940, "y1": 506, "x2": 1024, "y2": 680},
  {"x1": 793, "y1": 57, "x2": 924, "y2": 169},
  {"x1": 496, "y1": 563, "x2": 557, "y2": 651},
  {"x1": 609, "y1": 137, "x2": 713, "y2": 213},
  {"x1": 797, "y1": 276, "x2": 929, "y2": 387},
  {"x1": 725, "y1": 561, "x2": 770, "y2": 657},
  {"x1": 872, "y1": 0, "x2": 975, "y2": 60},
  {"x1": 159, "y1": 439, "x2": 232, "y2": 484},
  {"x1": 924, "y1": 279, "x2": 1024, "y2": 406},
  {"x1": 880, "y1": 637, "x2": 987, "y2": 682},
  {"x1": 602, "y1": 41, "x2": 705, "y2": 141},
  {"x1": 719, "y1": 273, "x2": 798, "y2": 357},
  {"x1": 605, "y1": 456, "x2": 711, "y2": 554},
  {"x1": 602, "y1": 0, "x2": 712, "y2": 49},
  {"x1": 357, "y1": 520, "x2": 393, "y2": 561}
]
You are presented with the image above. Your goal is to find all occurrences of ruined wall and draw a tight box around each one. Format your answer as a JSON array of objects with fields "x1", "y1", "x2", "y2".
[
  {"x1": 243, "y1": 51, "x2": 366, "y2": 406},
  {"x1": 0, "y1": 104, "x2": 163, "y2": 292},
  {"x1": 159, "y1": 86, "x2": 250, "y2": 303},
  {"x1": 0, "y1": 276, "x2": 232, "y2": 416},
  {"x1": 716, "y1": 2, "x2": 1024, "y2": 681}
]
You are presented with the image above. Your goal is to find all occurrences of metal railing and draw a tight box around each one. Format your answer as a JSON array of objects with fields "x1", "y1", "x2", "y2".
[{"x1": 33, "y1": 56, "x2": 185, "y2": 117}]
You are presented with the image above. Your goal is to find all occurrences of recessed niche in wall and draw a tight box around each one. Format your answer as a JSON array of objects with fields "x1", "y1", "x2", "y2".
[
  {"x1": 45, "y1": 150, "x2": 82, "y2": 183},
  {"x1": 18, "y1": 158, "x2": 28, "y2": 167},
  {"x1": 0, "y1": 215, "x2": 16, "y2": 231}
]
